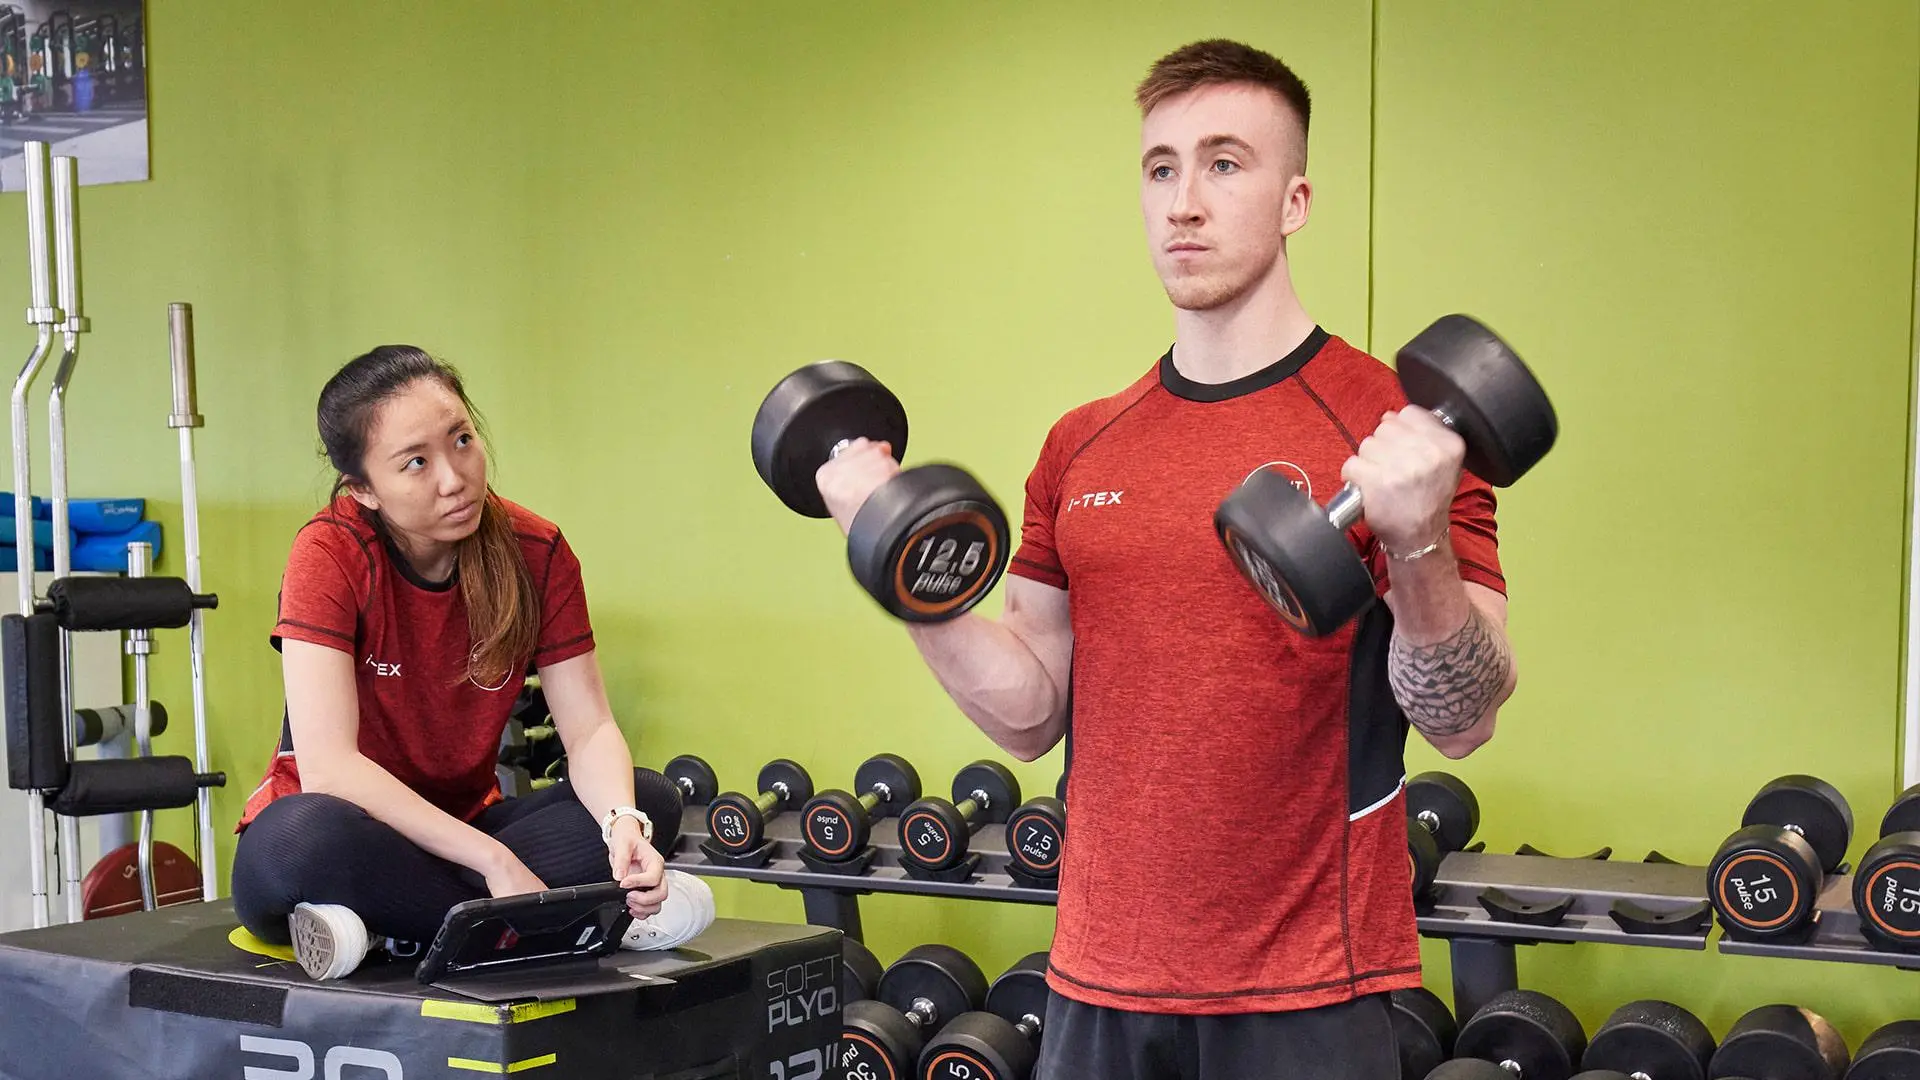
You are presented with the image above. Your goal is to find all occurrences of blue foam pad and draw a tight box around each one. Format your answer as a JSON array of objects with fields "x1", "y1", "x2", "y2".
[{"x1": 72, "y1": 520, "x2": 162, "y2": 573}]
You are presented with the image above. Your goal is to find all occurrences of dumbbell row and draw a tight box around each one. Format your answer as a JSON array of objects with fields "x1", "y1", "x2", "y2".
[
  {"x1": 1396, "y1": 984, "x2": 1920, "y2": 1080},
  {"x1": 840, "y1": 936, "x2": 1054, "y2": 1080},
  {"x1": 663, "y1": 752, "x2": 1069, "y2": 886}
]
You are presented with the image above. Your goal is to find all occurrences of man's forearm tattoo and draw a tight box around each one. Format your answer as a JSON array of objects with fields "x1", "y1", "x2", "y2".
[{"x1": 1388, "y1": 608, "x2": 1511, "y2": 737}]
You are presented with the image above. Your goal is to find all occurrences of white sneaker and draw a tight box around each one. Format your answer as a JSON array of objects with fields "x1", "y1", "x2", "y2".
[
  {"x1": 289, "y1": 902, "x2": 370, "y2": 981},
  {"x1": 620, "y1": 870, "x2": 714, "y2": 952}
]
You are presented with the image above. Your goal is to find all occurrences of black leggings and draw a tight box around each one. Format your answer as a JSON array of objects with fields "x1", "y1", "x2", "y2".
[{"x1": 231, "y1": 767, "x2": 684, "y2": 945}]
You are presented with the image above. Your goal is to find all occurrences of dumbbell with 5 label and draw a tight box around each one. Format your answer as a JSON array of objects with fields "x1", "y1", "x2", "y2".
[
  {"x1": 841, "y1": 944, "x2": 989, "y2": 1080},
  {"x1": 1214, "y1": 315, "x2": 1558, "y2": 636},
  {"x1": 899, "y1": 761, "x2": 1022, "y2": 876},
  {"x1": 753, "y1": 361, "x2": 1010, "y2": 622},
  {"x1": 705, "y1": 759, "x2": 813, "y2": 855},
  {"x1": 802, "y1": 753, "x2": 923, "y2": 864},
  {"x1": 919, "y1": 953, "x2": 1050, "y2": 1080}
]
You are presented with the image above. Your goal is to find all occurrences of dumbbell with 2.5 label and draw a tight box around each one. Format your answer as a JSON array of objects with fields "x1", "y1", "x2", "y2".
[
  {"x1": 1213, "y1": 315, "x2": 1557, "y2": 637},
  {"x1": 802, "y1": 753, "x2": 922, "y2": 863},
  {"x1": 706, "y1": 759, "x2": 812, "y2": 855},
  {"x1": 752, "y1": 360, "x2": 1010, "y2": 622},
  {"x1": 898, "y1": 761, "x2": 1022, "y2": 875},
  {"x1": 919, "y1": 953, "x2": 1049, "y2": 1080}
]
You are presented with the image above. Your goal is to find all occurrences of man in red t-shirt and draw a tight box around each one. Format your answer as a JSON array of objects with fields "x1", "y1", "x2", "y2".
[{"x1": 816, "y1": 40, "x2": 1519, "y2": 1078}]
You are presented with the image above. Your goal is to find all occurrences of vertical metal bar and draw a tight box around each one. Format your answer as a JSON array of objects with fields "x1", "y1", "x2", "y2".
[
  {"x1": 127, "y1": 542, "x2": 155, "y2": 911},
  {"x1": 798, "y1": 887, "x2": 863, "y2": 940},
  {"x1": 46, "y1": 154, "x2": 84, "y2": 925},
  {"x1": 11, "y1": 140, "x2": 59, "y2": 928},
  {"x1": 1447, "y1": 937, "x2": 1519, "y2": 1025},
  {"x1": 167, "y1": 302, "x2": 214, "y2": 899}
]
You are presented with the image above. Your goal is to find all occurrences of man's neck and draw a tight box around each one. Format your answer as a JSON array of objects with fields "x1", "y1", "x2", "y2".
[{"x1": 1168, "y1": 267, "x2": 1318, "y2": 385}]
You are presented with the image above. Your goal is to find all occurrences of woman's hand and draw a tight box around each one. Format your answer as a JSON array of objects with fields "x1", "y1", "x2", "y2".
[
  {"x1": 483, "y1": 847, "x2": 549, "y2": 898},
  {"x1": 609, "y1": 816, "x2": 668, "y2": 919}
]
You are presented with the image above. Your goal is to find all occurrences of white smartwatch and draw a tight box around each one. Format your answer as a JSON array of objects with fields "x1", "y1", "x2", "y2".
[{"x1": 600, "y1": 806, "x2": 654, "y2": 847}]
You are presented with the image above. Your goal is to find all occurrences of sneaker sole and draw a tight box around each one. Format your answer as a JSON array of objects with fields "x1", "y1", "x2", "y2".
[{"x1": 289, "y1": 906, "x2": 340, "y2": 981}]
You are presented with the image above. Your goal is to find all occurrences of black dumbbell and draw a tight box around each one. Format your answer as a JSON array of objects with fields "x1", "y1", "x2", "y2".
[
  {"x1": 842, "y1": 944, "x2": 988, "y2": 1080},
  {"x1": 706, "y1": 759, "x2": 813, "y2": 855},
  {"x1": 842, "y1": 936, "x2": 883, "y2": 1005},
  {"x1": 752, "y1": 361, "x2": 1010, "y2": 623},
  {"x1": 1708, "y1": 776, "x2": 1854, "y2": 941},
  {"x1": 1214, "y1": 315, "x2": 1557, "y2": 636},
  {"x1": 1709, "y1": 1004, "x2": 1849, "y2": 1080},
  {"x1": 1005, "y1": 792, "x2": 1066, "y2": 884},
  {"x1": 1429, "y1": 1063, "x2": 1529, "y2": 1080},
  {"x1": 1854, "y1": 784, "x2": 1920, "y2": 953},
  {"x1": 802, "y1": 753, "x2": 922, "y2": 863},
  {"x1": 919, "y1": 952, "x2": 1049, "y2": 1080},
  {"x1": 1846, "y1": 1020, "x2": 1920, "y2": 1079},
  {"x1": 899, "y1": 761, "x2": 1022, "y2": 874},
  {"x1": 1391, "y1": 986, "x2": 1457, "y2": 1079},
  {"x1": 1453, "y1": 989, "x2": 1588, "y2": 1080},
  {"x1": 1581, "y1": 1000, "x2": 1716, "y2": 1080},
  {"x1": 664, "y1": 754, "x2": 720, "y2": 807},
  {"x1": 1407, "y1": 771, "x2": 1480, "y2": 900}
]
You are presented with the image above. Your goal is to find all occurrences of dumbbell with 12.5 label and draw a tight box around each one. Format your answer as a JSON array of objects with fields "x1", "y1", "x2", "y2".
[
  {"x1": 919, "y1": 952, "x2": 1049, "y2": 1080},
  {"x1": 841, "y1": 944, "x2": 989, "y2": 1080},
  {"x1": 1213, "y1": 315, "x2": 1557, "y2": 637},
  {"x1": 1707, "y1": 775, "x2": 1854, "y2": 942},
  {"x1": 752, "y1": 360, "x2": 1010, "y2": 622},
  {"x1": 705, "y1": 759, "x2": 812, "y2": 855},
  {"x1": 802, "y1": 753, "x2": 922, "y2": 863},
  {"x1": 898, "y1": 761, "x2": 1022, "y2": 875},
  {"x1": 1853, "y1": 783, "x2": 1920, "y2": 954}
]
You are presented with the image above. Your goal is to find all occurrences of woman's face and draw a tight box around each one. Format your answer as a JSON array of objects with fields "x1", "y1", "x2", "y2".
[{"x1": 347, "y1": 377, "x2": 488, "y2": 548}]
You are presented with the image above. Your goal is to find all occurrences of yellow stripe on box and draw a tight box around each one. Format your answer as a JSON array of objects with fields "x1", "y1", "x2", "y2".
[
  {"x1": 445, "y1": 1054, "x2": 558, "y2": 1074},
  {"x1": 421, "y1": 999, "x2": 576, "y2": 1025}
]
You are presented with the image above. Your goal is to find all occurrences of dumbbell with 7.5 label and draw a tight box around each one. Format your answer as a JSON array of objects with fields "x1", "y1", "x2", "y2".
[
  {"x1": 1214, "y1": 315, "x2": 1557, "y2": 637},
  {"x1": 919, "y1": 953, "x2": 1049, "y2": 1080},
  {"x1": 899, "y1": 761, "x2": 1022, "y2": 877},
  {"x1": 1004, "y1": 785, "x2": 1066, "y2": 887},
  {"x1": 753, "y1": 361, "x2": 1010, "y2": 622}
]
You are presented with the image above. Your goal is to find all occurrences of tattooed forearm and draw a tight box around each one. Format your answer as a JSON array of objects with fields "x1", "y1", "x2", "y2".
[{"x1": 1388, "y1": 607, "x2": 1513, "y2": 737}]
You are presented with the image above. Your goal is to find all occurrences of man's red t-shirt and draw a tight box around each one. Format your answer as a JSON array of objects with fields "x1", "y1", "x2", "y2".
[
  {"x1": 1012, "y1": 329, "x2": 1504, "y2": 1016},
  {"x1": 237, "y1": 494, "x2": 597, "y2": 828}
]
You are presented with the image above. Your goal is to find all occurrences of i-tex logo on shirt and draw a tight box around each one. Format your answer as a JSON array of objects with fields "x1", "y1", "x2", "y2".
[
  {"x1": 1064, "y1": 490, "x2": 1125, "y2": 512},
  {"x1": 363, "y1": 654, "x2": 402, "y2": 677}
]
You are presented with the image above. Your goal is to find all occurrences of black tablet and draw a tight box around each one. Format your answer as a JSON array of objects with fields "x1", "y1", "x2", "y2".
[{"x1": 415, "y1": 881, "x2": 633, "y2": 984}]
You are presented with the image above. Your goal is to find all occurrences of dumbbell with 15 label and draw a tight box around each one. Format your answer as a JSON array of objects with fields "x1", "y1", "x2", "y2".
[
  {"x1": 664, "y1": 754, "x2": 720, "y2": 807},
  {"x1": 1708, "y1": 775, "x2": 1854, "y2": 942},
  {"x1": 706, "y1": 759, "x2": 813, "y2": 855},
  {"x1": 1407, "y1": 771, "x2": 1481, "y2": 901},
  {"x1": 1213, "y1": 315, "x2": 1557, "y2": 637},
  {"x1": 1853, "y1": 783, "x2": 1920, "y2": 954},
  {"x1": 841, "y1": 944, "x2": 989, "y2": 1080},
  {"x1": 919, "y1": 952, "x2": 1049, "y2": 1080},
  {"x1": 899, "y1": 761, "x2": 1022, "y2": 875},
  {"x1": 752, "y1": 360, "x2": 1010, "y2": 622},
  {"x1": 802, "y1": 753, "x2": 922, "y2": 863}
]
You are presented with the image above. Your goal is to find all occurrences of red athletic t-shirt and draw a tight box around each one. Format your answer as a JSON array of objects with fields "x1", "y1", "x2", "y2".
[
  {"x1": 237, "y1": 495, "x2": 597, "y2": 829},
  {"x1": 1012, "y1": 329, "x2": 1504, "y2": 1015}
]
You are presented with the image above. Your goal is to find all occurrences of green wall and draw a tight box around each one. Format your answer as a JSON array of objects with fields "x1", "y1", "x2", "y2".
[{"x1": 7, "y1": 0, "x2": 1917, "y2": 1052}]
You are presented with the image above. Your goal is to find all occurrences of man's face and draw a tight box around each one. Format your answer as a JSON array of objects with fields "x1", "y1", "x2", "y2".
[{"x1": 1140, "y1": 82, "x2": 1311, "y2": 311}]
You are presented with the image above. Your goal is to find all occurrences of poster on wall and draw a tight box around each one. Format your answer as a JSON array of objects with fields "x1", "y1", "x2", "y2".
[{"x1": 0, "y1": 0, "x2": 147, "y2": 191}]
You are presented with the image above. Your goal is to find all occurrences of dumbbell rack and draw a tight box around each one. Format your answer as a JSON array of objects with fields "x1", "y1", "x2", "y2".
[{"x1": 666, "y1": 809, "x2": 1920, "y2": 1023}]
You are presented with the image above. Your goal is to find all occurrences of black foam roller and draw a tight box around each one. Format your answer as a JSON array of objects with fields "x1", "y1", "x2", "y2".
[
  {"x1": 47, "y1": 577, "x2": 216, "y2": 632},
  {"x1": 50, "y1": 756, "x2": 223, "y2": 816}
]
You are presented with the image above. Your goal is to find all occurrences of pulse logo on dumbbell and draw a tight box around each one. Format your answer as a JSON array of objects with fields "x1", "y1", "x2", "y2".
[
  {"x1": 752, "y1": 361, "x2": 1010, "y2": 622},
  {"x1": 919, "y1": 952, "x2": 1050, "y2": 1080},
  {"x1": 1707, "y1": 775, "x2": 1854, "y2": 942},
  {"x1": 802, "y1": 753, "x2": 922, "y2": 865},
  {"x1": 1213, "y1": 315, "x2": 1558, "y2": 636},
  {"x1": 1004, "y1": 788, "x2": 1066, "y2": 887},
  {"x1": 841, "y1": 944, "x2": 989, "y2": 1080},
  {"x1": 705, "y1": 759, "x2": 812, "y2": 855},
  {"x1": 1854, "y1": 783, "x2": 1920, "y2": 953},
  {"x1": 898, "y1": 762, "x2": 1022, "y2": 878},
  {"x1": 1406, "y1": 771, "x2": 1481, "y2": 901}
]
